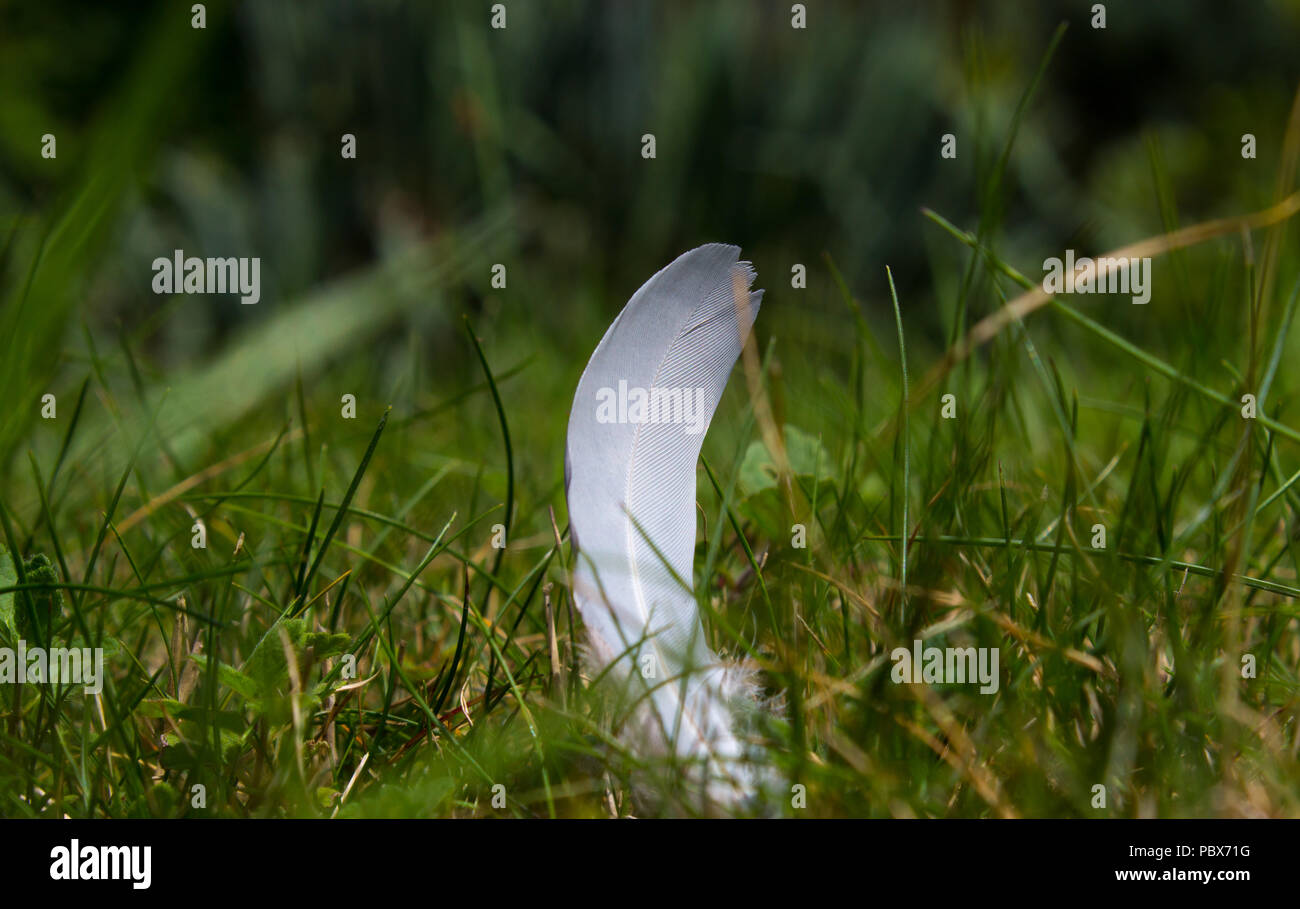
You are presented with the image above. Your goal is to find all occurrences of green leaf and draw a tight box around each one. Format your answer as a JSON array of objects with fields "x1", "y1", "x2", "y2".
[
  {"x1": 16, "y1": 553, "x2": 64, "y2": 642},
  {"x1": 302, "y1": 629, "x2": 352, "y2": 659},
  {"x1": 137, "y1": 698, "x2": 247, "y2": 734},
  {"x1": 245, "y1": 616, "x2": 351, "y2": 697},
  {"x1": 316, "y1": 787, "x2": 341, "y2": 811},
  {"x1": 738, "y1": 424, "x2": 834, "y2": 498},
  {"x1": 0, "y1": 545, "x2": 15, "y2": 635},
  {"x1": 188, "y1": 653, "x2": 260, "y2": 701}
]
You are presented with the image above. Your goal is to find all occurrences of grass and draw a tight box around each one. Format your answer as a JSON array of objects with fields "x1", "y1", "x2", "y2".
[{"x1": 4, "y1": 10, "x2": 1300, "y2": 818}]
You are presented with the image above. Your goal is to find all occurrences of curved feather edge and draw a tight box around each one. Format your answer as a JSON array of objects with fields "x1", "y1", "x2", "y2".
[{"x1": 565, "y1": 243, "x2": 778, "y2": 813}]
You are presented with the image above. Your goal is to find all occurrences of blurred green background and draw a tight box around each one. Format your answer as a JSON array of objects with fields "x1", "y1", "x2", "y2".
[{"x1": 5, "y1": 0, "x2": 1299, "y2": 451}]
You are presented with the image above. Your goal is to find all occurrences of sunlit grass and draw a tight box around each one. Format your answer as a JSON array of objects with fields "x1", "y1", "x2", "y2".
[{"x1": 3, "y1": 11, "x2": 1300, "y2": 819}]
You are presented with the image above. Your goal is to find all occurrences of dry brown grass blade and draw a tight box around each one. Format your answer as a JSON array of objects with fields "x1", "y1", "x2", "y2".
[
  {"x1": 117, "y1": 426, "x2": 303, "y2": 535},
  {"x1": 1259, "y1": 84, "x2": 1300, "y2": 308},
  {"x1": 733, "y1": 264, "x2": 803, "y2": 522},
  {"x1": 917, "y1": 187, "x2": 1300, "y2": 402},
  {"x1": 897, "y1": 698, "x2": 1018, "y2": 818},
  {"x1": 983, "y1": 608, "x2": 1110, "y2": 677},
  {"x1": 543, "y1": 582, "x2": 565, "y2": 707}
]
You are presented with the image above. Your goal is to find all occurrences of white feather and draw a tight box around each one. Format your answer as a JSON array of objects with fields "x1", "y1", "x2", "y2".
[{"x1": 565, "y1": 243, "x2": 766, "y2": 810}]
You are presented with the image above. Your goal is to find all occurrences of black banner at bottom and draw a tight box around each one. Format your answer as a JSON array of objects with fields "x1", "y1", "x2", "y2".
[{"x1": 3, "y1": 818, "x2": 1283, "y2": 893}]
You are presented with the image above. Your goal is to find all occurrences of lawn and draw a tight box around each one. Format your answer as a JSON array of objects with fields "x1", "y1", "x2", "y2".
[{"x1": 2, "y1": 1, "x2": 1299, "y2": 818}]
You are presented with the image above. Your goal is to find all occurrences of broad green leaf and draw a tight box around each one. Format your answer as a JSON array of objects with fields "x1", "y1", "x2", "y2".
[
  {"x1": 0, "y1": 545, "x2": 15, "y2": 635},
  {"x1": 245, "y1": 616, "x2": 350, "y2": 697},
  {"x1": 738, "y1": 424, "x2": 834, "y2": 498},
  {"x1": 188, "y1": 653, "x2": 260, "y2": 701}
]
